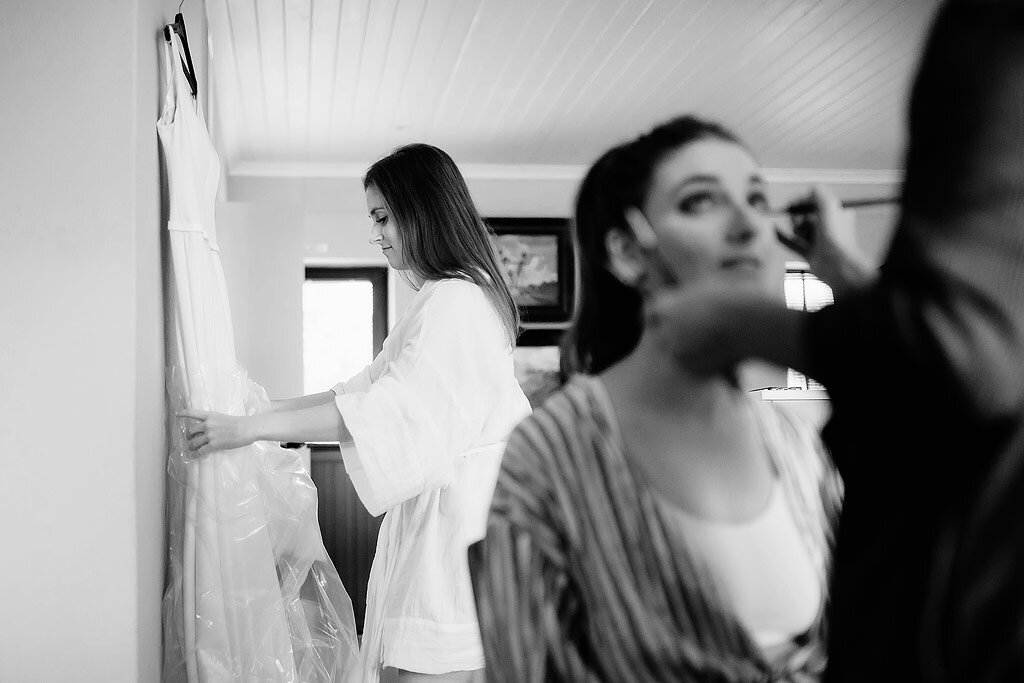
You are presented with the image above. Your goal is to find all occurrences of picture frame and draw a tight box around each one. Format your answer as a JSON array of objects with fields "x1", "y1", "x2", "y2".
[
  {"x1": 487, "y1": 217, "x2": 574, "y2": 324},
  {"x1": 513, "y1": 329, "x2": 565, "y2": 409}
]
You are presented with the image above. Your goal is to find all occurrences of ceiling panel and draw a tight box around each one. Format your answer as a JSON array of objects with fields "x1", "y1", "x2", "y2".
[{"x1": 204, "y1": 0, "x2": 942, "y2": 174}]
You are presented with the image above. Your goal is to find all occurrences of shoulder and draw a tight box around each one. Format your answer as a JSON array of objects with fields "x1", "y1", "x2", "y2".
[
  {"x1": 745, "y1": 392, "x2": 816, "y2": 440},
  {"x1": 501, "y1": 376, "x2": 607, "y2": 481},
  {"x1": 405, "y1": 278, "x2": 488, "y2": 325},
  {"x1": 492, "y1": 377, "x2": 606, "y2": 529},
  {"x1": 756, "y1": 396, "x2": 821, "y2": 446},
  {"x1": 422, "y1": 277, "x2": 488, "y2": 306},
  {"x1": 748, "y1": 395, "x2": 842, "y2": 500},
  {"x1": 417, "y1": 278, "x2": 496, "y2": 326}
]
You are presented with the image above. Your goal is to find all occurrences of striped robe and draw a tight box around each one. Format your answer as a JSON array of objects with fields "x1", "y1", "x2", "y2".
[{"x1": 469, "y1": 375, "x2": 842, "y2": 682}]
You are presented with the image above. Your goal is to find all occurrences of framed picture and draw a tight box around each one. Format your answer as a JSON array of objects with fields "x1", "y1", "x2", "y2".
[
  {"x1": 488, "y1": 217, "x2": 574, "y2": 324},
  {"x1": 513, "y1": 329, "x2": 565, "y2": 409}
]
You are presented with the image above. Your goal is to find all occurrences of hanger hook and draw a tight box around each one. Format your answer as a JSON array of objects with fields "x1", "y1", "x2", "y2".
[{"x1": 178, "y1": 0, "x2": 185, "y2": 13}]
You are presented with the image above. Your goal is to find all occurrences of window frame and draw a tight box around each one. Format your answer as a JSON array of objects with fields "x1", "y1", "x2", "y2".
[
  {"x1": 301, "y1": 267, "x2": 390, "y2": 635},
  {"x1": 784, "y1": 262, "x2": 832, "y2": 390},
  {"x1": 784, "y1": 262, "x2": 834, "y2": 314},
  {"x1": 304, "y1": 265, "x2": 389, "y2": 369}
]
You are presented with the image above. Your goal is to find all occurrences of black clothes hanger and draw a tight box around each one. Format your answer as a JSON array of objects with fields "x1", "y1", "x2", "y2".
[{"x1": 164, "y1": 10, "x2": 198, "y2": 99}]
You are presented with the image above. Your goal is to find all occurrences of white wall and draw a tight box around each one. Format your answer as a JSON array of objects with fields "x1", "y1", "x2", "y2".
[
  {"x1": 0, "y1": 2, "x2": 203, "y2": 680},
  {"x1": 217, "y1": 203, "x2": 413, "y2": 398},
  {"x1": 226, "y1": 172, "x2": 584, "y2": 325},
  {"x1": 227, "y1": 173, "x2": 581, "y2": 218},
  {"x1": 218, "y1": 203, "x2": 306, "y2": 399},
  {"x1": 303, "y1": 210, "x2": 414, "y2": 318},
  {"x1": 220, "y1": 173, "x2": 587, "y2": 395},
  {"x1": 229, "y1": 174, "x2": 899, "y2": 265}
]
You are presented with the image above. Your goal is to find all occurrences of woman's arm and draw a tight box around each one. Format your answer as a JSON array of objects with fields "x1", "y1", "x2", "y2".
[
  {"x1": 331, "y1": 282, "x2": 509, "y2": 515},
  {"x1": 647, "y1": 284, "x2": 813, "y2": 379},
  {"x1": 179, "y1": 403, "x2": 352, "y2": 457},
  {"x1": 270, "y1": 391, "x2": 337, "y2": 413}
]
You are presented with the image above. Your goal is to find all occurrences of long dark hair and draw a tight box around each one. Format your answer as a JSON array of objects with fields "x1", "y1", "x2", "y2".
[
  {"x1": 363, "y1": 143, "x2": 520, "y2": 343},
  {"x1": 563, "y1": 115, "x2": 744, "y2": 376}
]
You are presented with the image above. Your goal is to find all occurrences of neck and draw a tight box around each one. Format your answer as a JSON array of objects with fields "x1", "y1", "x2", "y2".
[
  {"x1": 602, "y1": 331, "x2": 738, "y2": 413},
  {"x1": 401, "y1": 269, "x2": 428, "y2": 290}
]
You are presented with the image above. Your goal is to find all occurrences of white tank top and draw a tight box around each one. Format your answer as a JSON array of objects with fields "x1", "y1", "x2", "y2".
[{"x1": 658, "y1": 480, "x2": 821, "y2": 650}]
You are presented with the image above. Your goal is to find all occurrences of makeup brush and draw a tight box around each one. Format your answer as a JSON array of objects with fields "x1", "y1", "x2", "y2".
[{"x1": 776, "y1": 197, "x2": 899, "y2": 247}]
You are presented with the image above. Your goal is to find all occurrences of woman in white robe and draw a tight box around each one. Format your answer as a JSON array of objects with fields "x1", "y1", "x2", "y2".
[{"x1": 179, "y1": 143, "x2": 532, "y2": 682}]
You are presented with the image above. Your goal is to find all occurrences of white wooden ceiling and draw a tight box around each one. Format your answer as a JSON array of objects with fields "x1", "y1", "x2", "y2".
[{"x1": 204, "y1": 0, "x2": 941, "y2": 176}]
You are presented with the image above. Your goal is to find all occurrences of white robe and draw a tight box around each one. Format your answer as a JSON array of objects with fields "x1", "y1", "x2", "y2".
[{"x1": 332, "y1": 278, "x2": 531, "y2": 679}]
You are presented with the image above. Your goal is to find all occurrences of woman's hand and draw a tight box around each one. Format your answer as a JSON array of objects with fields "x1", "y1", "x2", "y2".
[
  {"x1": 645, "y1": 282, "x2": 756, "y2": 376},
  {"x1": 646, "y1": 282, "x2": 810, "y2": 379},
  {"x1": 776, "y1": 184, "x2": 876, "y2": 298},
  {"x1": 177, "y1": 409, "x2": 257, "y2": 457}
]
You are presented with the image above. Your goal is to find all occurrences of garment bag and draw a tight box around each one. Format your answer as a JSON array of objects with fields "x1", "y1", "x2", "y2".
[{"x1": 157, "y1": 26, "x2": 358, "y2": 683}]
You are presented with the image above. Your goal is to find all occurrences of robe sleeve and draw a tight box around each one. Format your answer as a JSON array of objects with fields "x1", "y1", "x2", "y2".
[
  {"x1": 330, "y1": 348, "x2": 386, "y2": 397},
  {"x1": 334, "y1": 281, "x2": 509, "y2": 516}
]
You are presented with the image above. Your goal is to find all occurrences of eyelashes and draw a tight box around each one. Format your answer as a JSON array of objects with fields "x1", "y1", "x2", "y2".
[
  {"x1": 677, "y1": 190, "x2": 769, "y2": 215},
  {"x1": 678, "y1": 191, "x2": 716, "y2": 214},
  {"x1": 747, "y1": 192, "x2": 769, "y2": 213}
]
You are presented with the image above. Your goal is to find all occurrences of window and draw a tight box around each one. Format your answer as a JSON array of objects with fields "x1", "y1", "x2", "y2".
[
  {"x1": 303, "y1": 267, "x2": 388, "y2": 395},
  {"x1": 784, "y1": 265, "x2": 834, "y2": 390}
]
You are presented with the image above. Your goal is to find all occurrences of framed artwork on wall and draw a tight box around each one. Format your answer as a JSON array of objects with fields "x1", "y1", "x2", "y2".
[
  {"x1": 487, "y1": 217, "x2": 574, "y2": 324},
  {"x1": 513, "y1": 328, "x2": 565, "y2": 409}
]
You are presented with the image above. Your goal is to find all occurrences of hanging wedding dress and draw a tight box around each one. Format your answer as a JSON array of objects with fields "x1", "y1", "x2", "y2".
[{"x1": 157, "y1": 28, "x2": 358, "y2": 682}]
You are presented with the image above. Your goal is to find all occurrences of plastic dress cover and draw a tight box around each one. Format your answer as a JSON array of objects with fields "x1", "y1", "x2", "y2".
[{"x1": 157, "y1": 30, "x2": 358, "y2": 682}]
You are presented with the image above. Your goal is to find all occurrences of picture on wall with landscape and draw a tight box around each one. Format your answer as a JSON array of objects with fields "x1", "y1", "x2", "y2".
[{"x1": 488, "y1": 217, "x2": 574, "y2": 324}]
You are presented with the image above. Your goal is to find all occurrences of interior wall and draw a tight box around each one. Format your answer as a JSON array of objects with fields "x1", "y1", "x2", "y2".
[
  {"x1": 226, "y1": 172, "x2": 584, "y2": 322},
  {"x1": 218, "y1": 202, "x2": 306, "y2": 399},
  {"x1": 223, "y1": 172, "x2": 898, "y2": 396},
  {"x1": 0, "y1": 1, "x2": 199, "y2": 680},
  {"x1": 217, "y1": 204, "x2": 413, "y2": 398},
  {"x1": 228, "y1": 173, "x2": 581, "y2": 218},
  {"x1": 229, "y1": 173, "x2": 899, "y2": 266}
]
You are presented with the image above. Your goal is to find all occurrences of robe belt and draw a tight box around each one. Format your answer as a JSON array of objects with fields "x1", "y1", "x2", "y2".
[
  {"x1": 168, "y1": 219, "x2": 221, "y2": 252},
  {"x1": 460, "y1": 441, "x2": 507, "y2": 458}
]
